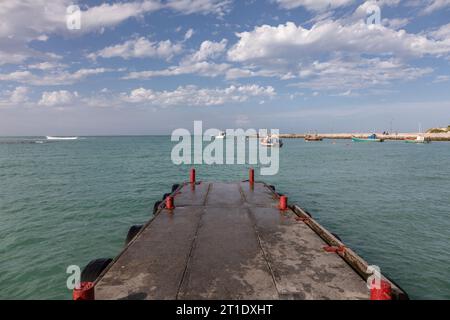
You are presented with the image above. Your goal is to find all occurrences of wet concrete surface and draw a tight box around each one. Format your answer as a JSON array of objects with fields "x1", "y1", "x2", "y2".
[{"x1": 95, "y1": 182, "x2": 369, "y2": 300}]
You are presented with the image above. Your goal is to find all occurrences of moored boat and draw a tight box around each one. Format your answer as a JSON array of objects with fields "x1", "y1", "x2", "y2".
[
  {"x1": 215, "y1": 131, "x2": 226, "y2": 139},
  {"x1": 405, "y1": 136, "x2": 430, "y2": 144},
  {"x1": 352, "y1": 134, "x2": 384, "y2": 143},
  {"x1": 305, "y1": 134, "x2": 323, "y2": 142},
  {"x1": 260, "y1": 135, "x2": 283, "y2": 147}
]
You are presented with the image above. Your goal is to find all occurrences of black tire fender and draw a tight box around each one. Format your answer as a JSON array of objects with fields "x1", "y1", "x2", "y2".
[
  {"x1": 125, "y1": 225, "x2": 144, "y2": 246},
  {"x1": 153, "y1": 200, "x2": 162, "y2": 215},
  {"x1": 81, "y1": 258, "x2": 113, "y2": 282}
]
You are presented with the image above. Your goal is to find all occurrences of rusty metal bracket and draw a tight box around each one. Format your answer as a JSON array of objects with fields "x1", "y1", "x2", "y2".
[{"x1": 323, "y1": 246, "x2": 346, "y2": 253}]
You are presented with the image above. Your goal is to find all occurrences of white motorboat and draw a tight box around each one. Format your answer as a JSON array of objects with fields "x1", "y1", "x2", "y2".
[
  {"x1": 260, "y1": 135, "x2": 283, "y2": 147},
  {"x1": 46, "y1": 136, "x2": 79, "y2": 141},
  {"x1": 215, "y1": 131, "x2": 226, "y2": 139}
]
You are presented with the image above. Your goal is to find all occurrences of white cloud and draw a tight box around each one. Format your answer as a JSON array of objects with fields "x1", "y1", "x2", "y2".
[
  {"x1": 0, "y1": 0, "x2": 231, "y2": 65},
  {"x1": 433, "y1": 75, "x2": 450, "y2": 83},
  {"x1": 225, "y1": 68, "x2": 256, "y2": 79},
  {"x1": 9, "y1": 86, "x2": 30, "y2": 104},
  {"x1": 0, "y1": 51, "x2": 30, "y2": 65},
  {"x1": 38, "y1": 90, "x2": 78, "y2": 107},
  {"x1": 125, "y1": 62, "x2": 231, "y2": 79},
  {"x1": 184, "y1": 28, "x2": 195, "y2": 41},
  {"x1": 382, "y1": 18, "x2": 410, "y2": 29},
  {"x1": 122, "y1": 84, "x2": 275, "y2": 107},
  {"x1": 124, "y1": 39, "x2": 230, "y2": 79},
  {"x1": 422, "y1": 0, "x2": 450, "y2": 14},
  {"x1": 0, "y1": 86, "x2": 30, "y2": 107},
  {"x1": 224, "y1": 18, "x2": 450, "y2": 91},
  {"x1": 165, "y1": 0, "x2": 232, "y2": 16},
  {"x1": 87, "y1": 37, "x2": 183, "y2": 60},
  {"x1": 190, "y1": 39, "x2": 228, "y2": 62},
  {"x1": 80, "y1": 1, "x2": 162, "y2": 32},
  {"x1": 28, "y1": 62, "x2": 66, "y2": 71},
  {"x1": 429, "y1": 23, "x2": 450, "y2": 41},
  {"x1": 275, "y1": 0, "x2": 354, "y2": 11},
  {"x1": 228, "y1": 21, "x2": 450, "y2": 63},
  {"x1": 292, "y1": 58, "x2": 433, "y2": 91},
  {"x1": 0, "y1": 68, "x2": 111, "y2": 86}
]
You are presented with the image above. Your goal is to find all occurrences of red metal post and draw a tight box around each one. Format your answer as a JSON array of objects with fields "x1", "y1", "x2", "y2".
[
  {"x1": 370, "y1": 279, "x2": 392, "y2": 300},
  {"x1": 166, "y1": 196, "x2": 175, "y2": 209},
  {"x1": 279, "y1": 196, "x2": 288, "y2": 210},
  {"x1": 249, "y1": 168, "x2": 255, "y2": 185},
  {"x1": 190, "y1": 168, "x2": 196, "y2": 184},
  {"x1": 73, "y1": 282, "x2": 95, "y2": 300}
]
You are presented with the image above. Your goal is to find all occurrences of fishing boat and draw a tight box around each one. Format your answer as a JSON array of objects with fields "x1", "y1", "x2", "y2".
[
  {"x1": 405, "y1": 124, "x2": 430, "y2": 144},
  {"x1": 46, "y1": 136, "x2": 78, "y2": 141},
  {"x1": 405, "y1": 136, "x2": 430, "y2": 144},
  {"x1": 305, "y1": 134, "x2": 323, "y2": 142},
  {"x1": 215, "y1": 131, "x2": 226, "y2": 139},
  {"x1": 260, "y1": 135, "x2": 283, "y2": 147},
  {"x1": 352, "y1": 134, "x2": 384, "y2": 143}
]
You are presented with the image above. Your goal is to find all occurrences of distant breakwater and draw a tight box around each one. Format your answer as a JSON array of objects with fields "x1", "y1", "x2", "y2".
[{"x1": 279, "y1": 133, "x2": 450, "y2": 141}]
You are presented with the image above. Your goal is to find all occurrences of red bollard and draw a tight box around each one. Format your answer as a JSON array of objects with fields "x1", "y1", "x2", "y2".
[
  {"x1": 249, "y1": 168, "x2": 255, "y2": 185},
  {"x1": 370, "y1": 279, "x2": 392, "y2": 300},
  {"x1": 279, "y1": 196, "x2": 288, "y2": 210},
  {"x1": 73, "y1": 282, "x2": 95, "y2": 300},
  {"x1": 190, "y1": 168, "x2": 196, "y2": 184},
  {"x1": 166, "y1": 196, "x2": 175, "y2": 209}
]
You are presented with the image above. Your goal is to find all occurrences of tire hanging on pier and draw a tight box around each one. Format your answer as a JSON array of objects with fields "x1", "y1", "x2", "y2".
[
  {"x1": 153, "y1": 201, "x2": 162, "y2": 215},
  {"x1": 125, "y1": 225, "x2": 143, "y2": 246},
  {"x1": 81, "y1": 258, "x2": 113, "y2": 282}
]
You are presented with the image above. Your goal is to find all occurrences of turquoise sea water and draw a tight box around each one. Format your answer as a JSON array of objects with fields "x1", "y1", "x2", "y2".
[{"x1": 0, "y1": 136, "x2": 449, "y2": 300}]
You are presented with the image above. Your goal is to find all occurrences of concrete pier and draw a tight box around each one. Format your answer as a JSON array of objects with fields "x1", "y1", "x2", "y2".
[{"x1": 92, "y1": 177, "x2": 407, "y2": 300}]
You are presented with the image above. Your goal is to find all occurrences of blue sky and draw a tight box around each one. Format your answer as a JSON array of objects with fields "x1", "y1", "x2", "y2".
[{"x1": 0, "y1": 0, "x2": 449, "y2": 135}]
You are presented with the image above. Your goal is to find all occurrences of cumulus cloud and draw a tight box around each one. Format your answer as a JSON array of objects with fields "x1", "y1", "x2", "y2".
[
  {"x1": 0, "y1": 86, "x2": 30, "y2": 107},
  {"x1": 228, "y1": 21, "x2": 450, "y2": 62},
  {"x1": 190, "y1": 39, "x2": 228, "y2": 62},
  {"x1": 224, "y1": 17, "x2": 450, "y2": 91},
  {"x1": 38, "y1": 90, "x2": 78, "y2": 107},
  {"x1": 87, "y1": 38, "x2": 183, "y2": 60},
  {"x1": 0, "y1": 0, "x2": 231, "y2": 65},
  {"x1": 124, "y1": 39, "x2": 230, "y2": 79},
  {"x1": 122, "y1": 84, "x2": 276, "y2": 106},
  {"x1": 9, "y1": 86, "x2": 30, "y2": 104}
]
